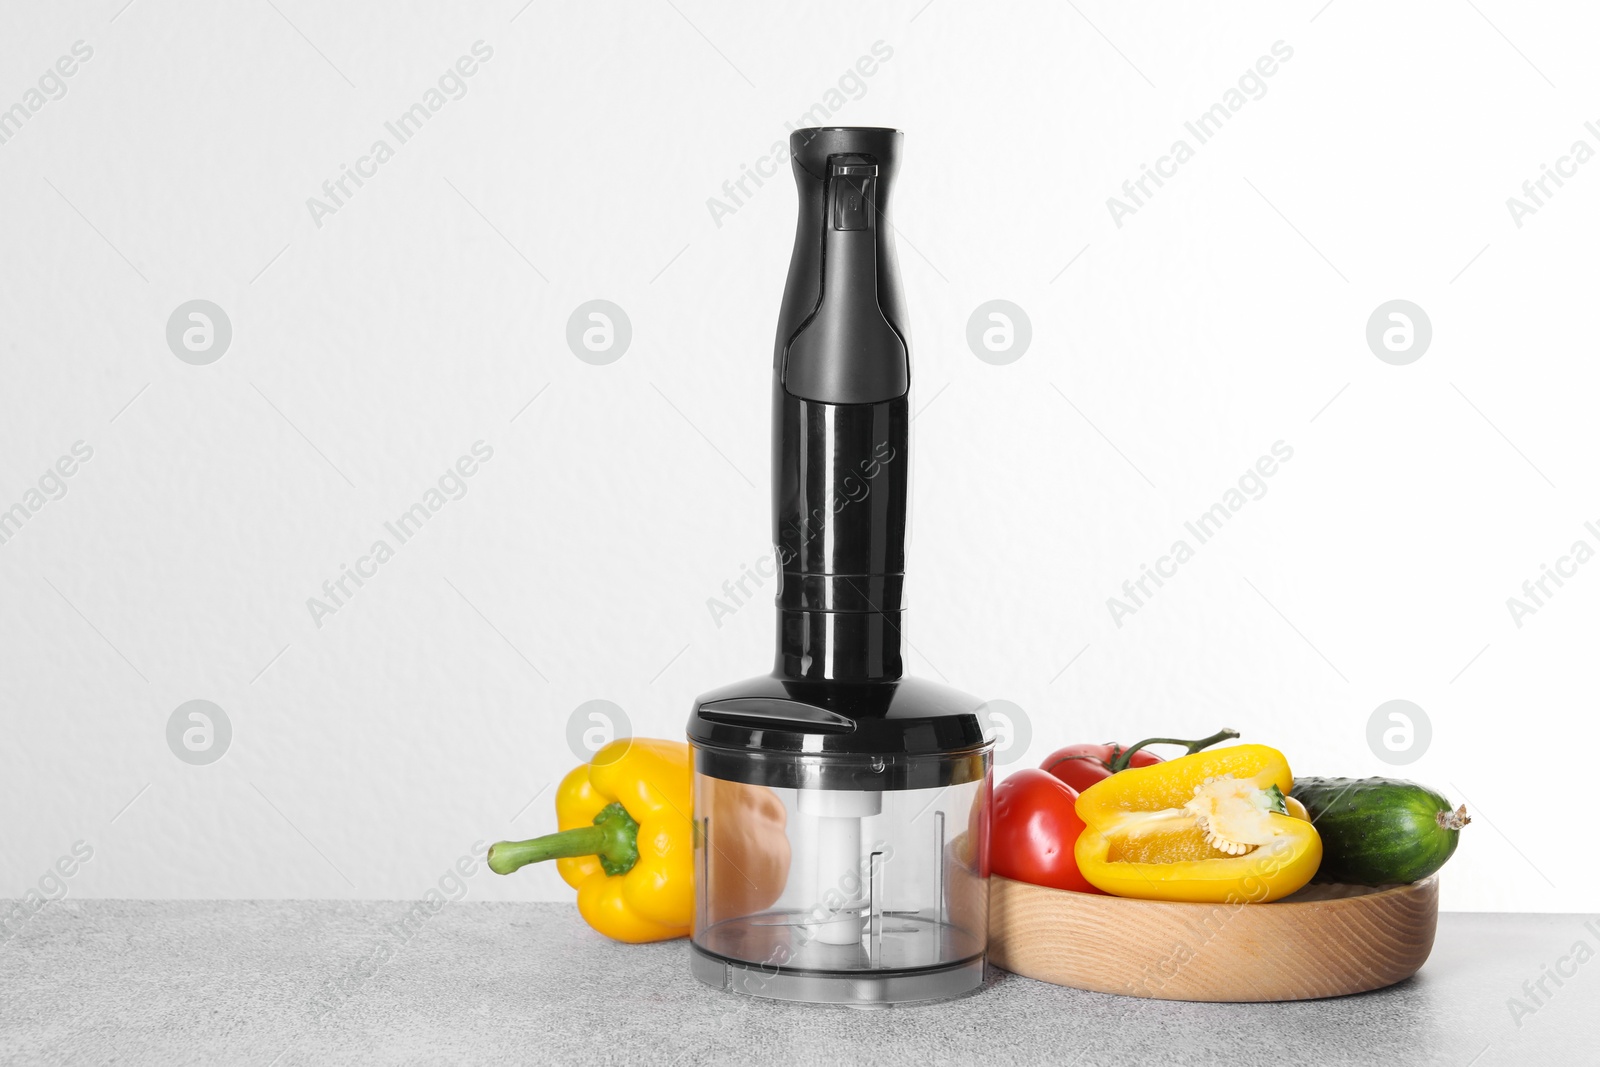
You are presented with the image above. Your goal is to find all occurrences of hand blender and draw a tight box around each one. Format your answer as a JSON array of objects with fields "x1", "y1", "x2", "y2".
[{"x1": 687, "y1": 128, "x2": 994, "y2": 1006}]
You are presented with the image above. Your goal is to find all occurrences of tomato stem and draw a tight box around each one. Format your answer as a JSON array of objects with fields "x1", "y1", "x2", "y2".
[{"x1": 1108, "y1": 727, "x2": 1240, "y2": 773}]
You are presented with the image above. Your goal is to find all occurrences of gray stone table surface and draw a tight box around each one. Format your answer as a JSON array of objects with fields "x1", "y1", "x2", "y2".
[{"x1": 2, "y1": 902, "x2": 1598, "y2": 1066}]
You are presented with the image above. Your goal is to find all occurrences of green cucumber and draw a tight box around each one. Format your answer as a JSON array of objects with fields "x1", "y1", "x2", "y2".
[{"x1": 1290, "y1": 776, "x2": 1469, "y2": 886}]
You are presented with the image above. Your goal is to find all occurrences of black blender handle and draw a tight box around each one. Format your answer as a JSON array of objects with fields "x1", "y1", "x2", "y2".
[
  {"x1": 775, "y1": 128, "x2": 909, "y2": 405},
  {"x1": 771, "y1": 128, "x2": 912, "y2": 684}
]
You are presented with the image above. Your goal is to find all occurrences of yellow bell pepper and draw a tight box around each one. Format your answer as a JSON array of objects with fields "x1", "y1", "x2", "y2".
[
  {"x1": 1074, "y1": 744, "x2": 1321, "y2": 904},
  {"x1": 488, "y1": 739, "x2": 695, "y2": 943}
]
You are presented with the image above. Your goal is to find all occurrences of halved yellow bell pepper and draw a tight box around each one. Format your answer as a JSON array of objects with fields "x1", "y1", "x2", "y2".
[{"x1": 1074, "y1": 744, "x2": 1321, "y2": 903}]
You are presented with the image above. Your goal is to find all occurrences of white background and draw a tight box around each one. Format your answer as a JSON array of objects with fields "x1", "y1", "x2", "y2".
[{"x1": 2, "y1": 0, "x2": 1596, "y2": 913}]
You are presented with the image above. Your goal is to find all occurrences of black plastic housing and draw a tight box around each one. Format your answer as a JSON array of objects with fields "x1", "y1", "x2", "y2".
[
  {"x1": 688, "y1": 127, "x2": 988, "y2": 780},
  {"x1": 774, "y1": 126, "x2": 908, "y2": 405},
  {"x1": 688, "y1": 675, "x2": 989, "y2": 789},
  {"x1": 771, "y1": 385, "x2": 907, "y2": 682}
]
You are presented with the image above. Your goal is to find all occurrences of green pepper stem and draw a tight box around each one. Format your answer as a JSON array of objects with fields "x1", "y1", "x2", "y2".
[
  {"x1": 1109, "y1": 727, "x2": 1240, "y2": 773},
  {"x1": 487, "y1": 802, "x2": 641, "y2": 877}
]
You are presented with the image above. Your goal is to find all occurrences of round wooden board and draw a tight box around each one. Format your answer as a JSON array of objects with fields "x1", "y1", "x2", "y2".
[{"x1": 987, "y1": 874, "x2": 1439, "y2": 1002}]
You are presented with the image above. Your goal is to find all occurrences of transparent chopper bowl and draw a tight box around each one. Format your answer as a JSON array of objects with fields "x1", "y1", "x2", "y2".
[{"x1": 689, "y1": 750, "x2": 990, "y2": 1006}]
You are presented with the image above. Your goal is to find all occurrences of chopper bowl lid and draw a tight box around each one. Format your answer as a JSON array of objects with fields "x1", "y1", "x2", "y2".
[{"x1": 686, "y1": 674, "x2": 993, "y2": 789}]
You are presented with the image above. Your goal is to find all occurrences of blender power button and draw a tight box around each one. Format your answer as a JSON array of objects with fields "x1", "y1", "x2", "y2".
[{"x1": 831, "y1": 164, "x2": 877, "y2": 230}]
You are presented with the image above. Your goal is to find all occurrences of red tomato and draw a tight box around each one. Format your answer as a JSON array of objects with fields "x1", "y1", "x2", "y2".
[
  {"x1": 989, "y1": 768, "x2": 1104, "y2": 894},
  {"x1": 1039, "y1": 742, "x2": 1164, "y2": 794}
]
